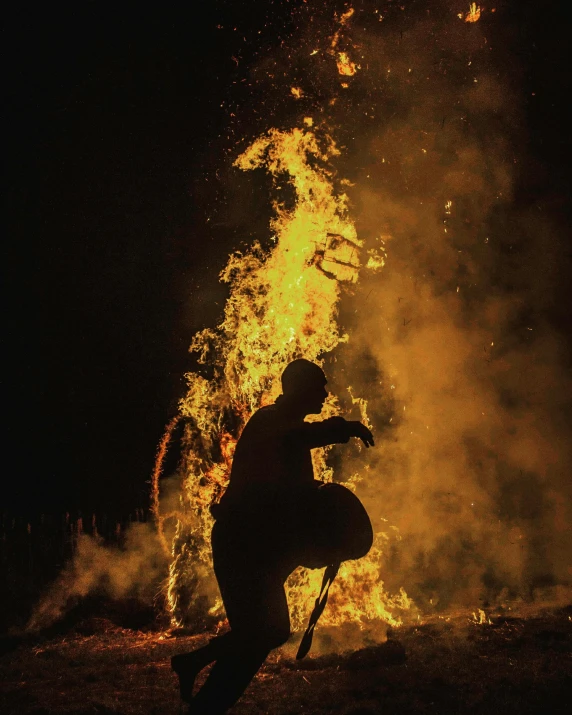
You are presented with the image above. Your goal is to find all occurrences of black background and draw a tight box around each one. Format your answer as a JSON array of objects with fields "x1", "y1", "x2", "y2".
[{"x1": 4, "y1": 1, "x2": 571, "y2": 516}]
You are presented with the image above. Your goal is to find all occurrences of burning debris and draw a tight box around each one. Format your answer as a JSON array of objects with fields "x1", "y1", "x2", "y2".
[
  {"x1": 336, "y1": 52, "x2": 358, "y2": 77},
  {"x1": 462, "y1": 3, "x2": 482, "y2": 23},
  {"x1": 331, "y1": 7, "x2": 359, "y2": 78}
]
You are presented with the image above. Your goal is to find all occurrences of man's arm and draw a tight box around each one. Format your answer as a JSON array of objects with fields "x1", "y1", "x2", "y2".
[{"x1": 296, "y1": 417, "x2": 375, "y2": 449}]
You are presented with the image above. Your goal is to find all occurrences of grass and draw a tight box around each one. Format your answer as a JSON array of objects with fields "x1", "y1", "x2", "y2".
[{"x1": 1, "y1": 605, "x2": 571, "y2": 714}]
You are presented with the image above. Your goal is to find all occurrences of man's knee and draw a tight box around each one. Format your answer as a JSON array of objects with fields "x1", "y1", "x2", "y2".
[{"x1": 244, "y1": 623, "x2": 290, "y2": 652}]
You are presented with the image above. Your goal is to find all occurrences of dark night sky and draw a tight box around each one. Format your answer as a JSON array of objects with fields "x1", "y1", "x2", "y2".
[{"x1": 4, "y1": 1, "x2": 571, "y2": 516}]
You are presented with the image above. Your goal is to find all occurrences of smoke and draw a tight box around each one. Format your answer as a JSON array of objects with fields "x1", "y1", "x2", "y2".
[
  {"x1": 206, "y1": 1, "x2": 571, "y2": 615},
  {"x1": 322, "y1": 6, "x2": 572, "y2": 611},
  {"x1": 148, "y1": 0, "x2": 572, "y2": 634},
  {"x1": 26, "y1": 522, "x2": 168, "y2": 632}
]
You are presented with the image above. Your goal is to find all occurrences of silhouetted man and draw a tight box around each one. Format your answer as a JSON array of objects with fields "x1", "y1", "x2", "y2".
[{"x1": 172, "y1": 359, "x2": 374, "y2": 713}]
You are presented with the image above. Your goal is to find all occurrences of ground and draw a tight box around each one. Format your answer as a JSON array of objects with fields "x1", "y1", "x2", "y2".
[{"x1": 1, "y1": 606, "x2": 571, "y2": 714}]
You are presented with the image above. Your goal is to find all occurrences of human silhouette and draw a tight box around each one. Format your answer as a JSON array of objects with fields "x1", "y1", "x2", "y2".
[{"x1": 171, "y1": 359, "x2": 374, "y2": 713}]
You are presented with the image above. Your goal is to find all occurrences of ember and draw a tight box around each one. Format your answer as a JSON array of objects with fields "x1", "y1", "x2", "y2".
[
  {"x1": 336, "y1": 52, "x2": 358, "y2": 77},
  {"x1": 464, "y1": 4, "x2": 482, "y2": 23}
]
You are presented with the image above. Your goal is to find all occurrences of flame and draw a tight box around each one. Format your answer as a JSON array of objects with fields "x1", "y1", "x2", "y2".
[
  {"x1": 338, "y1": 8, "x2": 355, "y2": 26},
  {"x1": 463, "y1": 4, "x2": 482, "y2": 23},
  {"x1": 330, "y1": 7, "x2": 359, "y2": 78},
  {"x1": 337, "y1": 52, "x2": 358, "y2": 77},
  {"x1": 331, "y1": 7, "x2": 355, "y2": 50},
  {"x1": 472, "y1": 608, "x2": 492, "y2": 625},
  {"x1": 161, "y1": 123, "x2": 410, "y2": 633},
  {"x1": 150, "y1": 414, "x2": 183, "y2": 554}
]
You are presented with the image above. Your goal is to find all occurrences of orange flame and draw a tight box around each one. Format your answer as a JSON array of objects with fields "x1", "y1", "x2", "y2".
[
  {"x1": 161, "y1": 123, "x2": 411, "y2": 633},
  {"x1": 337, "y1": 52, "x2": 358, "y2": 77},
  {"x1": 159, "y1": 4, "x2": 414, "y2": 638},
  {"x1": 464, "y1": 3, "x2": 481, "y2": 22}
]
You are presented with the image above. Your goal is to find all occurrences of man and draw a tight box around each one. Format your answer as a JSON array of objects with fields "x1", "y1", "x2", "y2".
[{"x1": 172, "y1": 358, "x2": 374, "y2": 713}]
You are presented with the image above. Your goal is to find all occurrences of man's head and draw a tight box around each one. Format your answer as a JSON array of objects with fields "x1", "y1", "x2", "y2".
[{"x1": 280, "y1": 359, "x2": 328, "y2": 415}]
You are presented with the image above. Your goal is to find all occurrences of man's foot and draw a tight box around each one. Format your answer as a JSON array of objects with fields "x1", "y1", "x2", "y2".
[{"x1": 171, "y1": 652, "x2": 205, "y2": 703}]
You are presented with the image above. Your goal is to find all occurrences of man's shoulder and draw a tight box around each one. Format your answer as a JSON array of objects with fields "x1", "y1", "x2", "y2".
[
  {"x1": 242, "y1": 404, "x2": 280, "y2": 432},
  {"x1": 242, "y1": 402, "x2": 303, "y2": 437},
  {"x1": 249, "y1": 404, "x2": 279, "y2": 422}
]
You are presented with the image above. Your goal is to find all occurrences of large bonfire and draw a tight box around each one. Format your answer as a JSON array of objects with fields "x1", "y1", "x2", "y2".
[
  {"x1": 155, "y1": 120, "x2": 409, "y2": 634},
  {"x1": 151, "y1": 6, "x2": 411, "y2": 632},
  {"x1": 153, "y1": 0, "x2": 571, "y2": 640}
]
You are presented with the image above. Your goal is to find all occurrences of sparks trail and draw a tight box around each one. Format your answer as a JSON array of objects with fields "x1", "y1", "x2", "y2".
[{"x1": 151, "y1": 415, "x2": 184, "y2": 555}]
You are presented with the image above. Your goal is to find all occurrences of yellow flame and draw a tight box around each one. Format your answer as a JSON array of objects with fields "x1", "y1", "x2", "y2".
[
  {"x1": 337, "y1": 52, "x2": 358, "y2": 77},
  {"x1": 163, "y1": 124, "x2": 410, "y2": 633},
  {"x1": 464, "y1": 4, "x2": 481, "y2": 22},
  {"x1": 472, "y1": 608, "x2": 492, "y2": 624},
  {"x1": 338, "y1": 7, "x2": 355, "y2": 26},
  {"x1": 330, "y1": 6, "x2": 359, "y2": 78},
  {"x1": 150, "y1": 414, "x2": 183, "y2": 555},
  {"x1": 330, "y1": 7, "x2": 355, "y2": 51}
]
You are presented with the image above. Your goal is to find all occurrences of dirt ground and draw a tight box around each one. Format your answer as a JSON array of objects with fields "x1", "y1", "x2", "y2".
[{"x1": 1, "y1": 605, "x2": 571, "y2": 715}]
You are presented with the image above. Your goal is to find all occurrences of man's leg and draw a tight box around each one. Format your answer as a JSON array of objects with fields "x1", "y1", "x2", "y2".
[
  {"x1": 171, "y1": 521, "x2": 239, "y2": 702},
  {"x1": 188, "y1": 638, "x2": 271, "y2": 714},
  {"x1": 190, "y1": 573, "x2": 291, "y2": 714},
  {"x1": 171, "y1": 631, "x2": 233, "y2": 703},
  {"x1": 186, "y1": 519, "x2": 291, "y2": 712}
]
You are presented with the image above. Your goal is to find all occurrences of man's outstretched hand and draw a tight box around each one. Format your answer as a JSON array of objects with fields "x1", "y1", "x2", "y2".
[{"x1": 348, "y1": 421, "x2": 375, "y2": 448}]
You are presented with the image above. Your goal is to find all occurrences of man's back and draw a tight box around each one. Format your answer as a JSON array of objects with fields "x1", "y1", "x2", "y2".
[{"x1": 218, "y1": 400, "x2": 351, "y2": 517}]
